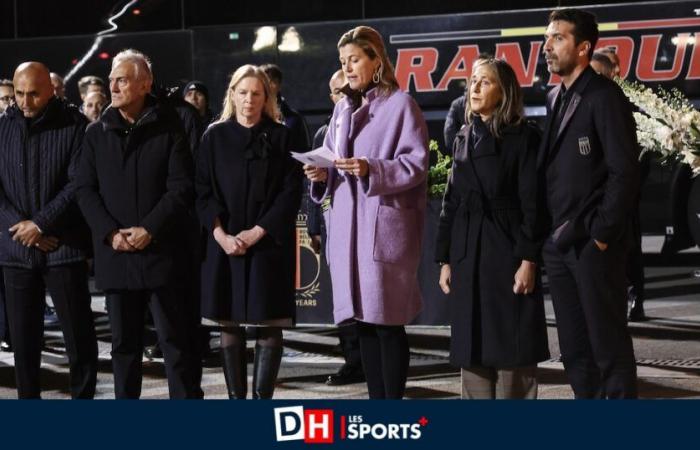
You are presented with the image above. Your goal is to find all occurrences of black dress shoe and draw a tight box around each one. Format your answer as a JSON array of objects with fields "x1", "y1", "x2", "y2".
[
  {"x1": 144, "y1": 343, "x2": 163, "y2": 359},
  {"x1": 628, "y1": 301, "x2": 647, "y2": 322},
  {"x1": 326, "y1": 366, "x2": 364, "y2": 386}
]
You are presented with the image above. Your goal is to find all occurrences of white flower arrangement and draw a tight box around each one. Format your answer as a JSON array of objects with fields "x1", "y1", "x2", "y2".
[{"x1": 617, "y1": 78, "x2": 700, "y2": 174}]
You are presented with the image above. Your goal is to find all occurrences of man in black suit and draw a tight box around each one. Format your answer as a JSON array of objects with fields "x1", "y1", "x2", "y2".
[
  {"x1": 539, "y1": 9, "x2": 640, "y2": 398},
  {"x1": 308, "y1": 70, "x2": 364, "y2": 386},
  {"x1": 260, "y1": 64, "x2": 311, "y2": 153}
]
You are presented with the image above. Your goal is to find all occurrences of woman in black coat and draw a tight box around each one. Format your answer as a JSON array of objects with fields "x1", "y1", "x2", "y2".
[
  {"x1": 196, "y1": 65, "x2": 302, "y2": 399},
  {"x1": 435, "y1": 58, "x2": 549, "y2": 399}
]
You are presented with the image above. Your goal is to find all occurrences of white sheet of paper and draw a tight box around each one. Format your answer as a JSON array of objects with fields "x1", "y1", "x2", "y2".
[{"x1": 290, "y1": 147, "x2": 338, "y2": 168}]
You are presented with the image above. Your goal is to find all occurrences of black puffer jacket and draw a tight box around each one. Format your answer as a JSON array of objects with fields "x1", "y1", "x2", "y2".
[
  {"x1": 0, "y1": 97, "x2": 91, "y2": 269},
  {"x1": 76, "y1": 95, "x2": 194, "y2": 290}
]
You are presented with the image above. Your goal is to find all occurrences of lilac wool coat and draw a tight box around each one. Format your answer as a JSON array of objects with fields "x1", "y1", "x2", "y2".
[{"x1": 311, "y1": 87, "x2": 429, "y2": 325}]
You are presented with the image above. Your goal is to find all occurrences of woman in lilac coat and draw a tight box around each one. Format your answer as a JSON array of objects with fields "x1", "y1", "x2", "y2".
[{"x1": 304, "y1": 26, "x2": 429, "y2": 399}]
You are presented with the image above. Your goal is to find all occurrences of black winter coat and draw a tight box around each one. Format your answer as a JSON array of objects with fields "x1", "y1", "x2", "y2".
[
  {"x1": 196, "y1": 117, "x2": 302, "y2": 322},
  {"x1": 280, "y1": 97, "x2": 310, "y2": 152},
  {"x1": 305, "y1": 122, "x2": 328, "y2": 238},
  {"x1": 0, "y1": 98, "x2": 91, "y2": 269},
  {"x1": 435, "y1": 117, "x2": 549, "y2": 368},
  {"x1": 76, "y1": 96, "x2": 194, "y2": 290},
  {"x1": 443, "y1": 95, "x2": 466, "y2": 155}
]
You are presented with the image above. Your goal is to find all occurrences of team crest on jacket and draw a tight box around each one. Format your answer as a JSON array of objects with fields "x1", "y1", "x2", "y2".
[{"x1": 578, "y1": 136, "x2": 591, "y2": 156}]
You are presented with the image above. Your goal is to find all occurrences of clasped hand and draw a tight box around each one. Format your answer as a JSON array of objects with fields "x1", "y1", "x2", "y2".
[
  {"x1": 9, "y1": 220, "x2": 59, "y2": 252},
  {"x1": 110, "y1": 227, "x2": 152, "y2": 252},
  {"x1": 214, "y1": 225, "x2": 266, "y2": 256}
]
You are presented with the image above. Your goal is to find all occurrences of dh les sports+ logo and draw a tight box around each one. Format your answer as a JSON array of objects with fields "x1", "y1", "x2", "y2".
[{"x1": 274, "y1": 406, "x2": 427, "y2": 443}]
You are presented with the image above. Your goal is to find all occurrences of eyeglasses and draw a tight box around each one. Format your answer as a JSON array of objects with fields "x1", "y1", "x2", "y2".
[{"x1": 0, "y1": 96, "x2": 13, "y2": 103}]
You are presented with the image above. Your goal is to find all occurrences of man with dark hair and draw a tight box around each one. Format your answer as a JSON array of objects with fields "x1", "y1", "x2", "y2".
[
  {"x1": 261, "y1": 63, "x2": 311, "y2": 152},
  {"x1": 443, "y1": 93, "x2": 465, "y2": 155},
  {"x1": 0, "y1": 79, "x2": 15, "y2": 113},
  {"x1": 540, "y1": 9, "x2": 640, "y2": 398},
  {"x1": 0, "y1": 62, "x2": 97, "y2": 399},
  {"x1": 590, "y1": 52, "x2": 614, "y2": 79},
  {"x1": 76, "y1": 50, "x2": 201, "y2": 399},
  {"x1": 598, "y1": 47, "x2": 621, "y2": 78},
  {"x1": 183, "y1": 80, "x2": 214, "y2": 125},
  {"x1": 0, "y1": 80, "x2": 13, "y2": 353},
  {"x1": 50, "y1": 72, "x2": 65, "y2": 99}
]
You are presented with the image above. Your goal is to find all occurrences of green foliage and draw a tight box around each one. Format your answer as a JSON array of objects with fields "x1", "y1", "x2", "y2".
[{"x1": 427, "y1": 139, "x2": 452, "y2": 198}]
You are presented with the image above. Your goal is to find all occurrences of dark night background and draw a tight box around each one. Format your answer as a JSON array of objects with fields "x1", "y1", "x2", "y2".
[{"x1": 0, "y1": 0, "x2": 643, "y2": 39}]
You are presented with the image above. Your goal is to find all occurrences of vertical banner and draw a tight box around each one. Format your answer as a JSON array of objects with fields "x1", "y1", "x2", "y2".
[{"x1": 295, "y1": 192, "x2": 334, "y2": 324}]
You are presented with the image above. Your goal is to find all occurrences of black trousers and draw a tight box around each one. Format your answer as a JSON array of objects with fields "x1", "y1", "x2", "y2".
[
  {"x1": 0, "y1": 268, "x2": 9, "y2": 343},
  {"x1": 4, "y1": 262, "x2": 97, "y2": 399},
  {"x1": 543, "y1": 238, "x2": 638, "y2": 399},
  {"x1": 626, "y1": 206, "x2": 645, "y2": 304},
  {"x1": 356, "y1": 321, "x2": 409, "y2": 399},
  {"x1": 106, "y1": 286, "x2": 202, "y2": 399},
  {"x1": 339, "y1": 321, "x2": 362, "y2": 370}
]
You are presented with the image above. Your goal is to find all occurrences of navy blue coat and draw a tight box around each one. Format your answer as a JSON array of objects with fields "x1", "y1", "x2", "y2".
[
  {"x1": 196, "y1": 117, "x2": 302, "y2": 322},
  {"x1": 0, "y1": 98, "x2": 90, "y2": 269},
  {"x1": 76, "y1": 96, "x2": 194, "y2": 290}
]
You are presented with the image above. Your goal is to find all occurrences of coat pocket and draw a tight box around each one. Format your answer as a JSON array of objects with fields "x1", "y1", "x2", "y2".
[{"x1": 372, "y1": 204, "x2": 419, "y2": 264}]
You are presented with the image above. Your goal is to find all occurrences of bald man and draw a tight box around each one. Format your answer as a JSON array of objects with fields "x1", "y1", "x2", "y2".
[{"x1": 0, "y1": 62, "x2": 97, "y2": 399}]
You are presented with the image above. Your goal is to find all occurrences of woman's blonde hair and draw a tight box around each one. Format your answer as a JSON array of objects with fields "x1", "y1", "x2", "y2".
[
  {"x1": 337, "y1": 26, "x2": 399, "y2": 96},
  {"x1": 217, "y1": 64, "x2": 280, "y2": 124},
  {"x1": 465, "y1": 58, "x2": 524, "y2": 138}
]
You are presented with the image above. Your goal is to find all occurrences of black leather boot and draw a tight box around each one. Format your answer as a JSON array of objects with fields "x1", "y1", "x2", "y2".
[
  {"x1": 221, "y1": 345, "x2": 248, "y2": 399},
  {"x1": 252, "y1": 344, "x2": 283, "y2": 399},
  {"x1": 628, "y1": 300, "x2": 647, "y2": 322}
]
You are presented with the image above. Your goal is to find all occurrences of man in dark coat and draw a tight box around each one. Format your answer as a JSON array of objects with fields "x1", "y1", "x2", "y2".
[
  {"x1": 142, "y1": 84, "x2": 207, "y2": 365},
  {"x1": 261, "y1": 64, "x2": 311, "y2": 153},
  {"x1": 183, "y1": 80, "x2": 215, "y2": 127},
  {"x1": 539, "y1": 9, "x2": 640, "y2": 398},
  {"x1": 443, "y1": 94, "x2": 465, "y2": 155},
  {"x1": 0, "y1": 62, "x2": 97, "y2": 399},
  {"x1": 307, "y1": 70, "x2": 364, "y2": 386},
  {"x1": 76, "y1": 49, "x2": 201, "y2": 399},
  {"x1": 0, "y1": 79, "x2": 13, "y2": 352}
]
